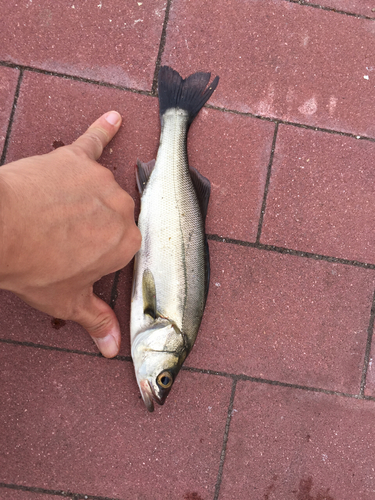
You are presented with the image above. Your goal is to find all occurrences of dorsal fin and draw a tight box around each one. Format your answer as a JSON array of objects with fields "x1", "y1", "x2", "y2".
[
  {"x1": 189, "y1": 166, "x2": 211, "y2": 302},
  {"x1": 136, "y1": 159, "x2": 156, "y2": 193},
  {"x1": 189, "y1": 165, "x2": 211, "y2": 221},
  {"x1": 142, "y1": 269, "x2": 157, "y2": 319}
]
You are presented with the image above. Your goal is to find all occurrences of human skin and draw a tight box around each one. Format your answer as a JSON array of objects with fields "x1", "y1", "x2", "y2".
[{"x1": 0, "y1": 111, "x2": 141, "y2": 358}]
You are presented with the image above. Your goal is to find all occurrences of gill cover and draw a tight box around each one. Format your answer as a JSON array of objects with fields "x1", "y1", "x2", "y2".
[
  {"x1": 131, "y1": 320, "x2": 187, "y2": 412},
  {"x1": 131, "y1": 270, "x2": 188, "y2": 411}
]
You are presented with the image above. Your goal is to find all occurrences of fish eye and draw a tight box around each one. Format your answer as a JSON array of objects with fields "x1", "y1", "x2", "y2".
[{"x1": 157, "y1": 371, "x2": 173, "y2": 389}]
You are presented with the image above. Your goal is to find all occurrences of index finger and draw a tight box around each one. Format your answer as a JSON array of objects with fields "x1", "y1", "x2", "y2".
[{"x1": 72, "y1": 111, "x2": 122, "y2": 160}]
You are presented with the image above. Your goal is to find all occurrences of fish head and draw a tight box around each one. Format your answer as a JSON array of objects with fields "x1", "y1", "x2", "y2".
[{"x1": 131, "y1": 319, "x2": 188, "y2": 412}]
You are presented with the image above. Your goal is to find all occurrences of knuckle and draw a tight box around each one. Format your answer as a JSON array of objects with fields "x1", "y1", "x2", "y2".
[
  {"x1": 101, "y1": 166, "x2": 115, "y2": 182},
  {"x1": 131, "y1": 224, "x2": 142, "y2": 251},
  {"x1": 119, "y1": 223, "x2": 142, "y2": 261},
  {"x1": 119, "y1": 191, "x2": 136, "y2": 215},
  {"x1": 127, "y1": 193, "x2": 136, "y2": 210},
  {"x1": 86, "y1": 131, "x2": 105, "y2": 148},
  {"x1": 68, "y1": 143, "x2": 89, "y2": 159},
  {"x1": 87, "y1": 311, "x2": 113, "y2": 337}
]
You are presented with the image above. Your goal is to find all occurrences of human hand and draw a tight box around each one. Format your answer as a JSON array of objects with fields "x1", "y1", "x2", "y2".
[{"x1": 0, "y1": 111, "x2": 141, "y2": 358}]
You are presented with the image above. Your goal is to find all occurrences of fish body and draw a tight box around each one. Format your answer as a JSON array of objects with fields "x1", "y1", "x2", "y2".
[{"x1": 130, "y1": 66, "x2": 219, "y2": 411}]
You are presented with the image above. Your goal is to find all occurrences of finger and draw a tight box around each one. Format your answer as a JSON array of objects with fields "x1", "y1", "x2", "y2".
[
  {"x1": 74, "y1": 293, "x2": 121, "y2": 358},
  {"x1": 72, "y1": 110, "x2": 122, "y2": 161}
]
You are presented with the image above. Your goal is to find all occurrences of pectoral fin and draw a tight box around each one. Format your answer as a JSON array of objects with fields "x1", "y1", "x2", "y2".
[{"x1": 142, "y1": 269, "x2": 157, "y2": 319}]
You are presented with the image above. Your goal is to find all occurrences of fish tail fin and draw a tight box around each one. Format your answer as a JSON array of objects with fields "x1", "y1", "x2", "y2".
[{"x1": 158, "y1": 66, "x2": 219, "y2": 125}]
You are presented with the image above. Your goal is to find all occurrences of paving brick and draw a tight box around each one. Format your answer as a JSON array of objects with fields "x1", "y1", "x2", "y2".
[
  {"x1": 309, "y1": 0, "x2": 375, "y2": 18},
  {"x1": 219, "y1": 381, "x2": 375, "y2": 500},
  {"x1": 260, "y1": 125, "x2": 375, "y2": 264},
  {"x1": 188, "y1": 109, "x2": 275, "y2": 241},
  {"x1": 184, "y1": 241, "x2": 375, "y2": 394},
  {"x1": 0, "y1": 66, "x2": 19, "y2": 158},
  {"x1": 0, "y1": 273, "x2": 114, "y2": 354},
  {"x1": 0, "y1": 1, "x2": 166, "y2": 90},
  {"x1": 0, "y1": 489, "x2": 64, "y2": 500},
  {"x1": 163, "y1": 0, "x2": 375, "y2": 136},
  {"x1": 0, "y1": 343, "x2": 231, "y2": 499}
]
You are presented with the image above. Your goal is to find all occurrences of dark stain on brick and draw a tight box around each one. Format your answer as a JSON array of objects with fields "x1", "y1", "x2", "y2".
[
  {"x1": 264, "y1": 482, "x2": 275, "y2": 499},
  {"x1": 51, "y1": 317, "x2": 66, "y2": 330},
  {"x1": 183, "y1": 493, "x2": 204, "y2": 500},
  {"x1": 52, "y1": 140, "x2": 65, "y2": 149},
  {"x1": 297, "y1": 477, "x2": 334, "y2": 500},
  {"x1": 264, "y1": 474, "x2": 278, "y2": 499}
]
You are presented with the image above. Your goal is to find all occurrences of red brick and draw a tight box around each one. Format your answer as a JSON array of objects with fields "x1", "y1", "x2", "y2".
[
  {"x1": 0, "y1": 66, "x2": 19, "y2": 158},
  {"x1": 163, "y1": 0, "x2": 375, "y2": 136},
  {"x1": 0, "y1": 1, "x2": 166, "y2": 90},
  {"x1": 261, "y1": 125, "x2": 375, "y2": 264},
  {"x1": 188, "y1": 109, "x2": 274, "y2": 241},
  {"x1": 185, "y1": 241, "x2": 375, "y2": 394},
  {"x1": 220, "y1": 381, "x2": 375, "y2": 500},
  {"x1": 0, "y1": 343, "x2": 231, "y2": 499}
]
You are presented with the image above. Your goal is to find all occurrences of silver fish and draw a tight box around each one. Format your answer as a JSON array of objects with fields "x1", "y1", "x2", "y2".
[{"x1": 130, "y1": 66, "x2": 219, "y2": 411}]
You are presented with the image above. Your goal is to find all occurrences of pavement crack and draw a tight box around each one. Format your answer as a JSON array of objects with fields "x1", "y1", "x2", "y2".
[
  {"x1": 206, "y1": 235, "x2": 375, "y2": 270},
  {"x1": 360, "y1": 288, "x2": 375, "y2": 396},
  {"x1": 0, "y1": 61, "x2": 154, "y2": 97},
  {"x1": 1, "y1": 61, "x2": 375, "y2": 143},
  {"x1": 284, "y1": 0, "x2": 374, "y2": 20},
  {"x1": 2, "y1": 339, "x2": 373, "y2": 401},
  {"x1": 151, "y1": 0, "x2": 173, "y2": 95},
  {"x1": 109, "y1": 269, "x2": 121, "y2": 310},
  {"x1": 0, "y1": 69, "x2": 23, "y2": 166},
  {"x1": 0, "y1": 483, "x2": 126, "y2": 500},
  {"x1": 256, "y1": 122, "x2": 279, "y2": 243},
  {"x1": 213, "y1": 378, "x2": 237, "y2": 500}
]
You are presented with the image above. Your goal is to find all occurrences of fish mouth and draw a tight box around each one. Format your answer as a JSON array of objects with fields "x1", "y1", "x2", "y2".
[{"x1": 139, "y1": 379, "x2": 166, "y2": 412}]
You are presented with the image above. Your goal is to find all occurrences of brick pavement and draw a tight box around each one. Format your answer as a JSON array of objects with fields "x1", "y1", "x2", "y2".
[{"x1": 1, "y1": 1, "x2": 375, "y2": 499}]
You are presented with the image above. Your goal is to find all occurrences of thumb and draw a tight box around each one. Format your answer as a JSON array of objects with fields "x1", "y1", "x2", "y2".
[
  {"x1": 72, "y1": 110, "x2": 122, "y2": 161},
  {"x1": 74, "y1": 293, "x2": 121, "y2": 358}
]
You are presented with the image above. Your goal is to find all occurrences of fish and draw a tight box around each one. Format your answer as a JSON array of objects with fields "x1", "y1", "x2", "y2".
[{"x1": 130, "y1": 66, "x2": 219, "y2": 412}]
